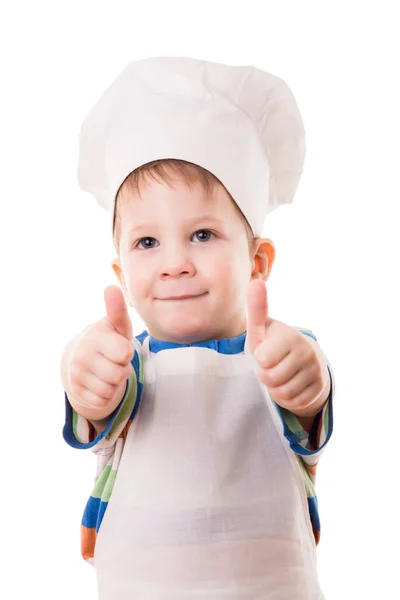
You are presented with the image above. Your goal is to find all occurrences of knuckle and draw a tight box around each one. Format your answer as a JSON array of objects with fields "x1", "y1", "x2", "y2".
[
  {"x1": 310, "y1": 360, "x2": 319, "y2": 374},
  {"x1": 69, "y1": 359, "x2": 85, "y2": 380},
  {"x1": 311, "y1": 363, "x2": 323, "y2": 387},
  {"x1": 121, "y1": 342, "x2": 134, "y2": 363},
  {"x1": 79, "y1": 388, "x2": 92, "y2": 403},
  {"x1": 100, "y1": 385, "x2": 115, "y2": 400},
  {"x1": 316, "y1": 372, "x2": 324, "y2": 389},
  {"x1": 77, "y1": 387, "x2": 92, "y2": 405},
  {"x1": 68, "y1": 361, "x2": 79, "y2": 381},
  {"x1": 107, "y1": 368, "x2": 124, "y2": 386},
  {"x1": 83, "y1": 330, "x2": 103, "y2": 353},
  {"x1": 69, "y1": 380, "x2": 81, "y2": 397},
  {"x1": 121, "y1": 353, "x2": 131, "y2": 365},
  {"x1": 306, "y1": 341, "x2": 317, "y2": 359},
  {"x1": 279, "y1": 385, "x2": 293, "y2": 402},
  {"x1": 91, "y1": 397, "x2": 109, "y2": 410},
  {"x1": 87, "y1": 321, "x2": 103, "y2": 336},
  {"x1": 74, "y1": 344, "x2": 91, "y2": 364},
  {"x1": 307, "y1": 350, "x2": 317, "y2": 366},
  {"x1": 290, "y1": 399, "x2": 303, "y2": 413},
  {"x1": 83, "y1": 389, "x2": 107, "y2": 409},
  {"x1": 265, "y1": 370, "x2": 279, "y2": 388}
]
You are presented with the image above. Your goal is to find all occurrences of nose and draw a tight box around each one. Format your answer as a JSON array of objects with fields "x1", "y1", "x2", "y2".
[{"x1": 160, "y1": 246, "x2": 196, "y2": 279}]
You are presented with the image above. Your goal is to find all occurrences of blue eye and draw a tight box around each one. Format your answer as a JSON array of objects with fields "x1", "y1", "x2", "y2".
[
  {"x1": 193, "y1": 230, "x2": 215, "y2": 242},
  {"x1": 135, "y1": 230, "x2": 215, "y2": 249},
  {"x1": 137, "y1": 237, "x2": 158, "y2": 249}
]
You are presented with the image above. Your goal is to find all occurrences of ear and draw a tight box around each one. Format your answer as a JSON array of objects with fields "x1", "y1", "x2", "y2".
[
  {"x1": 250, "y1": 238, "x2": 275, "y2": 282},
  {"x1": 111, "y1": 257, "x2": 132, "y2": 305}
]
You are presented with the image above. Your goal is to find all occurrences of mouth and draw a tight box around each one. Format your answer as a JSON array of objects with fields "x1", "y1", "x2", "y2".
[{"x1": 158, "y1": 293, "x2": 208, "y2": 301}]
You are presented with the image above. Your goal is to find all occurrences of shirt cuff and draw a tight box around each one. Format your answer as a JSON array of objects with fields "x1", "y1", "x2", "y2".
[{"x1": 62, "y1": 379, "x2": 127, "y2": 450}]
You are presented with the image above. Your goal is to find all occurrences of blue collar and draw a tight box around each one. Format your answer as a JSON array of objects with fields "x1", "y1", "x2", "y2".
[{"x1": 136, "y1": 330, "x2": 246, "y2": 355}]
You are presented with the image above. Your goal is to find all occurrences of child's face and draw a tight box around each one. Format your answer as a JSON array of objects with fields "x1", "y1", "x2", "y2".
[{"x1": 112, "y1": 177, "x2": 273, "y2": 344}]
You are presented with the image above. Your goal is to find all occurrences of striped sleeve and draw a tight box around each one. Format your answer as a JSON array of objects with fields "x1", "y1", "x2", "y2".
[
  {"x1": 276, "y1": 366, "x2": 334, "y2": 546},
  {"x1": 63, "y1": 337, "x2": 145, "y2": 564},
  {"x1": 276, "y1": 378, "x2": 333, "y2": 547},
  {"x1": 275, "y1": 328, "x2": 335, "y2": 545}
]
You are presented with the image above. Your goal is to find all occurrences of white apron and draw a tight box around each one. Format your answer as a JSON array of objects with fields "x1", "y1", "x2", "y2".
[{"x1": 94, "y1": 335, "x2": 325, "y2": 599}]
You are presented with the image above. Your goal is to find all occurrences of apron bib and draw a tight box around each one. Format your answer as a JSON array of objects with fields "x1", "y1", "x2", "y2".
[{"x1": 94, "y1": 335, "x2": 325, "y2": 599}]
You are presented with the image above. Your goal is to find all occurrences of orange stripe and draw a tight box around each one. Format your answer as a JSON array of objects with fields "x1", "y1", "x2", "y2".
[
  {"x1": 120, "y1": 418, "x2": 133, "y2": 441},
  {"x1": 304, "y1": 461, "x2": 318, "y2": 478},
  {"x1": 81, "y1": 525, "x2": 97, "y2": 561},
  {"x1": 312, "y1": 521, "x2": 321, "y2": 546}
]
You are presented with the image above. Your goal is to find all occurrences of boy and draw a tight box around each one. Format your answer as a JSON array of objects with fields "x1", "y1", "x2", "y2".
[{"x1": 61, "y1": 57, "x2": 334, "y2": 599}]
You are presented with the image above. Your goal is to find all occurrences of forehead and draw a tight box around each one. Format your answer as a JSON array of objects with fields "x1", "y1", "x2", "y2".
[{"x1": 118, "y1": 175, "x2": 240, "y2": 222}]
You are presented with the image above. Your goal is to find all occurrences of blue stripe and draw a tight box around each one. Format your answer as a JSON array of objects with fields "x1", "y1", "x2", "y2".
[
  {"x1": 136, "y1": 330, "x2": 149, "y2": 345},
  {"x1": 97, "y1": 500, "x2": 108, "y2": 532},
  {"x1": 139, "y1": 328, "x2": 315, "y2": 354},
  {"x1": 148, "y1": 331, "x2": 246, "y2": 355},
  {"x1": 82, "y1": 495, "x2": 108, "y2": 532},
  {"x1": 82, "y1": 495, "x2": 100, "y2": 529},
  {"x1": 308, "y1": 495, "x2": 320, "y2": 532},
  {"x1": 132, "y1": 341, "x2": 141, "y2": 374},
  {"x1": 131, "y1": 380, "x2": 143, "y2": 421}
]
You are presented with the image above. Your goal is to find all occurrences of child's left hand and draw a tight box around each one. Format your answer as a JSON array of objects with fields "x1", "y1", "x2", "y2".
[{"x1": 247, "y1": 280, "x2": 330, "y2": 418}]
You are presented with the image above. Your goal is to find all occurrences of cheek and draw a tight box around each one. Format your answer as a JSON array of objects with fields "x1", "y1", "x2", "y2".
[
  {"x1": 208, "y1": 251, "x2": 251, "y2": 290},
  {"x1": 122, "y1": 258, "x2": 151, "y2": 299}
]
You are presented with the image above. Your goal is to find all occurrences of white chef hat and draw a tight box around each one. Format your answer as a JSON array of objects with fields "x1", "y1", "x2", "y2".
[{"x1": 77, "y1": 57, "x2": 305, "y2": 237}]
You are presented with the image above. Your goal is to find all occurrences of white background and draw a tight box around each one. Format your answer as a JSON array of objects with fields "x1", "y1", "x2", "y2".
[{"x1": 1, "y1": 1, "x2": 399, "y2": 598}]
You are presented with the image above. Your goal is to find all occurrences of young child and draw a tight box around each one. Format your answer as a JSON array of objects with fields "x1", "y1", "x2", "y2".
[{"x1": 61, "y1": 57, "x2": 334, "y2": 599}]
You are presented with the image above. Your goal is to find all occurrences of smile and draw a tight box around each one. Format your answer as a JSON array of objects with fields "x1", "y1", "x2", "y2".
[{"x1": 159, "y1": 293, "x2": 207, "y2": 301}]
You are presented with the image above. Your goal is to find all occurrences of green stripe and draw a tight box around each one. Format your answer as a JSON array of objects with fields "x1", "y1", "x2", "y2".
[
  {"x1": 92, "y1": 465, "x2": 111, "y2": 498},
  {"x1": 280, "y1": 406, "x2": 309, "y2": 441},
  {"x1": 298, "y1": 457, "x2": 316, "y2": 498},
  {"x1": 105, "y1": 346, "x2": 144, "y2": 440},
  {"x1": 102, "y1": 468, "x2": 118, "y2": 502},
  {"x1": 323, "y1": 399, "x2": 330, "y2": 436},
  {"x1": 138, "y1": 347, "x2": 145, "y2": 383},
  {"x1": 110, "y1": 373, "x2": 137, "y2": 433},
  {"x1": 92, "y1": 464, "x2": 118, "y2": 502},
  {"x1": 72, "y1": 409, "x2": 80, "y2": 442}
]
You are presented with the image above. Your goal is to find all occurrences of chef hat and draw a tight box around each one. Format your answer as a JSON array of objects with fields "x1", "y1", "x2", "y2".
[{"x1": 77, "y1": 57, "x2": 305, "y2": 237}]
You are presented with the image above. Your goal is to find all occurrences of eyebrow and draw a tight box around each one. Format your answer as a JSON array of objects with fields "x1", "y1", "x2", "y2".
[{"x1": 128, "y1": 215, "x2": 226, "y2": 235}]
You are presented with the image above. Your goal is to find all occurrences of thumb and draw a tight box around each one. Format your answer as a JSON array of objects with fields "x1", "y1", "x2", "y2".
[
  {"x1": 246, "y1": 279, "x2": 272, "y2": 354},
  {"x1": 104, "y1": 285, "x2": 133, "y2": 341}
]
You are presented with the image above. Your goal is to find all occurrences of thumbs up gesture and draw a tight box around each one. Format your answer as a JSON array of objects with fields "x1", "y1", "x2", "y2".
[
  {"x1": 247, "y1": 280, "x2": 330, "y2": 417},
  {"x1": 62, "y1": 285, "x2": 134, "y2": 422}
]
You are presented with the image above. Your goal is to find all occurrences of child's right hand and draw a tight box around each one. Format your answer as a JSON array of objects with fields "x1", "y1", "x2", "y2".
[{"x1": 61, "y1": 286, "x2": 134, "y2": 423}]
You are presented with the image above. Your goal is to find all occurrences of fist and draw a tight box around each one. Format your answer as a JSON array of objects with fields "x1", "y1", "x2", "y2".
[
  {"x1": 65, "y1": 285, "x2": 134, "y2": 420},
  {"x1": 247, "y1": 280, "x2": 329, "y2": 416}
]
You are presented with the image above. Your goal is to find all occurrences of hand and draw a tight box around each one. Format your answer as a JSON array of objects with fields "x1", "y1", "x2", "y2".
[
  {"x1": 64, "y1": 285, "x2": 134, "y2": 421},
  {"x1": 246, "y1": 280, "x2": 330, "y2": 417}
]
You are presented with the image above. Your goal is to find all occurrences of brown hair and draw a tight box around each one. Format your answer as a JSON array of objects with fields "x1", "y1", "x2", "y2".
[{"x1": 113, "y1": 159, "x2": 254, "y2": 251}]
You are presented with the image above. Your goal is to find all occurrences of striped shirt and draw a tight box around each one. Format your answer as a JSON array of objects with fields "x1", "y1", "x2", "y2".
[{"x1": 63, "y1": 328, "x2": 334, "y2": 563}]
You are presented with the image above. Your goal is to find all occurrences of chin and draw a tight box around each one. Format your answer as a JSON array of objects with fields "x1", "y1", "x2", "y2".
[{"x1": 153, "y1": 317, "x2": 215, "y2": 344}]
